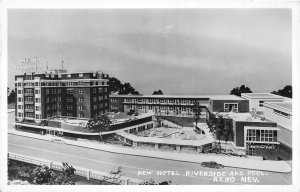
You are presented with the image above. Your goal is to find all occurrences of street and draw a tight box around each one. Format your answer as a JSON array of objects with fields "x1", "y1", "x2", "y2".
[{"x1": 8, "y1": 134, "x2": 292, "y2": 185}]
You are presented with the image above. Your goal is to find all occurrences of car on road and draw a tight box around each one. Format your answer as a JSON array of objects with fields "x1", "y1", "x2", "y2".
[{"x1": 201, "y1": 161, "x2": 224, "y2": 169}]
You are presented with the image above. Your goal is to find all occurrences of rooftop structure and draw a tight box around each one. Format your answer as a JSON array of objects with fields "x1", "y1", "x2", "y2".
[{"x1": 241, "y1": 93, "x2": 285, "y2": 112}]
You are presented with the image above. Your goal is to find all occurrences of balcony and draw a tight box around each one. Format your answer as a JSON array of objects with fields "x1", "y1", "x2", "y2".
[
  {"x1": 25, "y1": 93, "x2": 33, "y2": 96},
  {"x1": 25, "y1": 108, "x2": 34, "y2": 112},
  {"x1": 25, "y1": 101, "x2": 34, "y2": 104}
]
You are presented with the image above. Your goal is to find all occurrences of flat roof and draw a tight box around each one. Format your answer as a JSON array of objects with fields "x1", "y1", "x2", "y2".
[
  {"x1": 264, "y1": 102, "x2": 292, "y2": 113},
  {"x1": 216, "y1": 112, "x2": 272, "y2": 123},
  {"x1": 111, "y1": 94, "x2": 246, "y2": 100},
  {"x1": 241, "y1": 93, "x2": 284, "y2": 99}
]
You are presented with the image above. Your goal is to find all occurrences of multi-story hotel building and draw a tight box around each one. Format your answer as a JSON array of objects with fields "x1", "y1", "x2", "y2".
[
  {"x1": 110, "y1": 94, "x2": 249, "y2": 116},
  {"x1": 15, "y1": 69, "x2": 110, "y2": 123}
]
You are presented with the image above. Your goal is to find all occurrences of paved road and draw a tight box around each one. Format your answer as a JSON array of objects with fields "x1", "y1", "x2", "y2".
[{"x1": 8, "y1": 134, "x2": 292, "y2": 185}]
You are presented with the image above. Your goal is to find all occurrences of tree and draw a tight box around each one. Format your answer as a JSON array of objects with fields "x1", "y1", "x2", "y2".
[
  {"x1": 32, "y1": 162, "x2": 76, "y2": 185},
  {"x1": 230, "y1": 85, "x2": 252, "y2": 97},
  {"x1": 271, "y1": 85, "x2": 292, "y2": 98},
  {"x1": 222, "y1": 118, "x2": 233, "y2": 151},
  {"x1": 207, "y1": 113, "x2": 218, "y2": 146},
  {"x1": 215, "y1": 114, "x2": 225, "y2": 152},
  {"x1": 85, "y1": 114, "x2": 111, "y2": 139},
  {"x1": 192, "y1": 101, "x2": 202, "y2": 134},
  {"x1": 8, "y1": 89, "x2": 16, "y2": 105},
  {"x1": 32, "y1": 165, "x2": 55, "y2": 185},
  {"x1": 152, "y1": 89, "x2": 163, "y2": 95},
  {"x1": 109, "y1": 77, "x2": 140, "y2": 95}
]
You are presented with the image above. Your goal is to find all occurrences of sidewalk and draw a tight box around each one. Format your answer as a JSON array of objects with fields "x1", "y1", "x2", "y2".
[{"x1": 8, "y1": 130, "x2": 292, "y2": 173}]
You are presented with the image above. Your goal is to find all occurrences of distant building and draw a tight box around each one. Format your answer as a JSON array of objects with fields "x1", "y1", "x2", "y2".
[
  {"x1": 263, "y1": 101, "x2": 292, "y2": 160},
  {"x1": 110, "y1": 94, "x2": 249, "y2": 116},
  {"x1": 241, "y1": 93, "x2": 285, "y2": 112},
  {"x1": 15, "y1": 70, "x2": 110, "y2": 123}
]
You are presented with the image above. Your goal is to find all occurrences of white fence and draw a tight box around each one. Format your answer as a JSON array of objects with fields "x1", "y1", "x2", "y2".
[{"x1": 8, "y1": 152, "x2": 143, "y2": 185}]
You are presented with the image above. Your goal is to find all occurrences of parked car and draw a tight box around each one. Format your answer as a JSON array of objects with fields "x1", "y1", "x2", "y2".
[{"x1": 201, "y1": 161, "x2": 224, "y2": 169}]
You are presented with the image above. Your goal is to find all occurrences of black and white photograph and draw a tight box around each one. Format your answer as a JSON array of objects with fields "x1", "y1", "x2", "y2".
[{"x1": 1, "y1": 1, "x2": 300, "y2": 192}]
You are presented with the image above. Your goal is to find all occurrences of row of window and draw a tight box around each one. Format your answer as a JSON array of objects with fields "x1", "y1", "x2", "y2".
[
  {"x1": 246, "y1": 129, "x2": 277, "y2": 143},
  {"x1": 126, "y1": 105, "x2": 195, "y2": 112},
  {"x1": 124, "y1": 98, "x2": 198, "y2": 105}
]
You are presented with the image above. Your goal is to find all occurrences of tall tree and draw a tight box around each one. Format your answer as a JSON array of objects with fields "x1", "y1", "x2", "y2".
[
  {"x1": 271, "y1": 85, "x2": 292, "y2": 98},
  {"x1": 85, "y1": 114, "x2": 111, "y2": 139},
  {"x1": 152, "y1": 89, "x2": 163, "y2": 95},
  {"x1": 223, "y1": 118, "x2": 233, "y2": 150},
  {"x1": 215, "y1": 114, "x2": 225, "y2": 152},
  {"x1": 207, "y1": 113, "x2": 218, "y2": 146},
  {"x1": 8, "y1": 89, "x2": 16, "y2": 105},
  {"x1": 193, "y1": 101, "x2": 202, "y2": 134},
  {"x1": 108, "y1": 77, "x2": 140, "y2": 95},
  {"x1": 230, "y1": 85, "x2": 252, "y2": 97}
]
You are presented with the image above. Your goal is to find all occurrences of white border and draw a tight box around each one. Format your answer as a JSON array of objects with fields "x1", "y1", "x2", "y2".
[{"x1": 1, "y1": 1, "x2": 300, "y2": 192}]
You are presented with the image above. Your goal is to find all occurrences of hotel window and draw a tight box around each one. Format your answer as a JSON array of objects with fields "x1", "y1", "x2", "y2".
[
  {"x1": 104, "y1": 88, "x2": 107, "y2": 92},
  {"x1": 66, "y1": 88, "x2": 73, "y2": 94},
  {"x1": 67, "y1": 98, "x2": 73, "y2": 102},
  {"x1": 79, "y1": 81, "x2": 84, "y2": 86},
  {"x1": 79, "y1": 89, "x2": 83, "y2": 94},
  {"x1": 58, "y1": 97, "x2": 61, "y2": 102},
  {"x1": 79, "y1": 113, "x2": 84, "y2": 118},
  {"x1": 261, "y1": 130, "x2": 275, "y2": 142},
  {"x1": 259, "y1": 101, "x2": 264, "y2": 107},
  {"x1": 18, "y1": 82, "x2": 22, "y2": 87},
  {"x1": 35, "y1": 106, "x2": 40, "y2": 111},
  {"x1": 138, "y1": 105, "x2": 143, "y2": 109},
  {"x1": 98, "y1": 88, "x2": 103, "y2": 93},
  {"x1": 18, "y1": 90, "x2": 22, "y2": 94},
  {"x1": 246, "y1": 129, "x2": 256, "y2": 141},
  {"x1": 53, "y1": 89, "x2": 56, "y2": 94},
  {"x1": 79, "y1": 106, "x2": 83, "y2": 111},
  {"x1": 67, "y1": 112, "x2": 72, "y2": 117},
  {"x1": 18, "y1": 113, "x2": 22, "y2": 117},
  {"x1": 94, "y1": 105, "x2": 97, "y2": 110},
  {"x1": 58, "y1": 105, "x2": 62, "y2": 110},
  {"x1": 18, "y1": 97, "x2": 22, "y2": 102},
  {"x1": 18, "y1": 105, "x2": 21, "y2": 109},
  {"x1": 93, "y1": 88, "x2": 96, "y2": 93},
  {"x1": 190, "y1": 100, "x2": 195, "y2": 105},
  {"x1": 58, "y1": 89, "x2": 61, "y2": 94},
  {"x1": 35, "y1": 114, "x2": 39, "y2": 119},
  {"x1": 46, "y1": 98, "x2": 49, "y2": 103},
  {"x1": 46, "y1": 89, "x2": 49, "y2": 94},
  {"x1": 35, "y1": 90, "x2": 39, "y2": 94},
  {"x1": 181, "y1": 107, "x2": 186, "y2": 111},
  {"x1": 181, "y1": 100, "x2": 187, "y2": 105},
  {"x1": 35, "y1": 98, "x2": 40, "y2": 103},
  {"x1": 79, "y1": 97, "x2": 84, "y2": 102},
  {"x1": 168, "y1": 99, "x2": 174, "y2": 104},
  {"x1": 224, "y1": 103, "x2": 238, "y2": 112},
  {"x1": 67, "y1": 105, "x2": 73, "y2": 110},
  {"x1": 79, "y1": 73, "x2": 83, "y2": 77},
  {"x1": 93, "y1": 97, "x2": 97, "y2": 102},
  {"x1": 53, "y1": 105, "x2": 57, "y2": 110}
]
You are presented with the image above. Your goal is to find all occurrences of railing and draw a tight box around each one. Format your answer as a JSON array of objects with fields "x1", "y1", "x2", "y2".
[
  {"x1": 24, "y1": 93, "x2": 34, "y2": 96},
  {"x1": 25, "y1": 109, "x2": 34, "y2": 112},
  {"x1": 25, "y1": 101, "x2": 34, "y2": 104},
  {"x1": 8, "y1": 153, "x2": 143, "y2": 185}
]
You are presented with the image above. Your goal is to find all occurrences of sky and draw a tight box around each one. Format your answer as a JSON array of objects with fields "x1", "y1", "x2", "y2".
[{"x1": 8, "y1": 9, "x2": 292, "y2": 95}]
